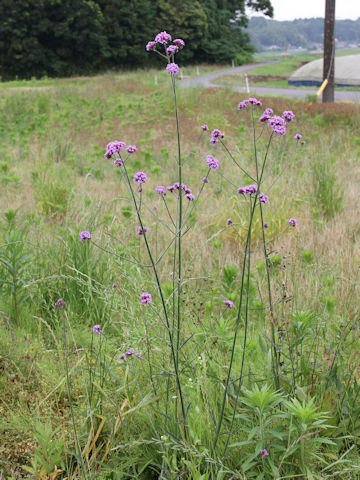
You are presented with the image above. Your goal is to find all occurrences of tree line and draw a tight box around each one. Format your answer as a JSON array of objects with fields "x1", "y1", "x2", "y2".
[
  {"x1": 248, "y1": 16, "x2": 360, "y2": 51},
  {"x1": 0, "y1": 0, "x2": 273, "y2": 80}
]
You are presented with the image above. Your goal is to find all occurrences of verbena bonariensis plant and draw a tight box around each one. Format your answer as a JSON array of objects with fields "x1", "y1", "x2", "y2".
[{"x1": 58, "y1": 31, "x2": 348, "y2": 479}]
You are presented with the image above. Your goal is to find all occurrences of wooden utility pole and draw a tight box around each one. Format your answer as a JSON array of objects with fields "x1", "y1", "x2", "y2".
[{"x1": 322, "y1": 0, "x2": 335, "y2": 103}]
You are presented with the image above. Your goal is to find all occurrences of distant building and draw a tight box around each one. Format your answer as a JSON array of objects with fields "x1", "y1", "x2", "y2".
[{"x1": 288, "y1": 54, "x2": 360, "y2": 87}]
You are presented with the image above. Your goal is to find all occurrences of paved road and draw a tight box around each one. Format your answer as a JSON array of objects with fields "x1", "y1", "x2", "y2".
[{"x1": 180, "y1": 62, "x2": 360, "y2": 102}]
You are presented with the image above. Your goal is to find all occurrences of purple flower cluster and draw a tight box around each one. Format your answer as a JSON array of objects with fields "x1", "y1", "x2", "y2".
[
  {"x1": 237, "y1": 184, "x2": 258, "y2": 196},
  {"x1": 166, "y1": 45, "x2": 178, "y2": 55},
  {"x1": 294, "y1": 133, "x2": 302, "y2": 140},
  {"x1": 226, "y1": 218, "x2": 233, "y2": 225},
  {"x1": 137, "y1": 226, "x2": 148, "y2": 235},
  {"x1": 201, "y1": 124, "x2": 209, "y2": 131},
  {"x1": 283, "y1": 110, "x2": 295, "y2": 122},
  {"x1": 174, "y1": 38, "x2": 185, "y2": 48},
  {"x1": 119, "y1": 348, "x2": 142, "y2": 360},
  {"x1": 155, "y1": 185, "x2": 166, "y2": 195},
  {"x1": 259, "y1": 193, "x2": 269, "y2": 204},
  {"x1": 260, "y1": 449, "x2": 269, "y2": 458},
  {"x1": 79, "y1": 230, "x2": 91, "y2": 242},
  {"x1": 210, "y1": 128, "x2": 225, "y2": 145},
  {"x1": 166, "y1": 182, "x2": 194, "y2": 200},
  {"x1": 92, "y1": 324, "x2": 102, "y2": 335},
  {"x1": 166, "y1": 63, "x2": 179, "y2": 76},
  {"x1": 224, "y1": 300, "x2": 234, "y2": 308},
  {"x1": 140, "y1": 292, "x2": 152, "y2": 304},
  {"x1": 133, "y1": 171, "x2": 148, "y2": 183},
  {"x1": 104, "y1": 141, "x2": 126, "y2": 159},
  {"x1": 202, "y1": 177, "x2": 209, "y2": 183},
  {"x1": 155, "y1": 31, "x2": 172, "y2": 44},
  {"x1": 113, "y1": 158, "x2": 123, "y2": 167},
  {"x1": 238, "y1": 97, "x2": 262, "y2": 109},
  {"x1": 288, "y1": 218, "x2": 298, "y2": 227},
  {"x1": 54, "y1": 298, "x2": 66, "y2": 308},
  {"x1": 268, "y1": 116, "x2": 286, "y2": 136},
  {"x1": 104, "y1": 140, "x2": 137, "y2": 167},
  {"x1": 259, "y1": 108, "x2": 274, "y2": 123},
  {"x1": 206, "y1": 154, "x2": 219, "y2": 170},
  {"x1": 146, "y1": 32, "x2": 185, "y2": 76}
]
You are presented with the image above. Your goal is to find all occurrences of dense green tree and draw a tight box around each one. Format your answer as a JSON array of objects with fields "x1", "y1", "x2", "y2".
[
  {"x1": 0, "y1": 0, "x2": 107, "y2": 79},
  {"x1": 94, "y1": 0, "x2": 157, "y2": 67},
  {"x1": 197, "y1": 0, "x2": 273, "y2": 64},
  {"x1": 156, "y1": 0, "x2": 208, "y2": 63},
  {"x1": 0, "y1": 0, "x2": 274, "y2": 79}
]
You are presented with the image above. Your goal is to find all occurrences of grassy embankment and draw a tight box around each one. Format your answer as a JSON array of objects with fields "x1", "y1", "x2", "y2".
[{"x1": 0, "y1": 67, "x2": 359, "y2": 478}]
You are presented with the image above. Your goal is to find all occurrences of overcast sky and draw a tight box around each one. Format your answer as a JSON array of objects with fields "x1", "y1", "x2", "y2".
[{"x1": 247, "y1": 0, "x2": 360, "y2": 21}]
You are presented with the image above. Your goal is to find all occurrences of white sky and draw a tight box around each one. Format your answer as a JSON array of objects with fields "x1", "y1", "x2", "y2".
[{"x1": 247, "y1": 0, "x2": 360, "y2": 21}]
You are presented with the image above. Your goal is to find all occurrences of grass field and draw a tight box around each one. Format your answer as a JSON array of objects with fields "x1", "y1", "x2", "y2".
[{"x1": 0, "y1": 64, "x2": 360, "y2": 479}]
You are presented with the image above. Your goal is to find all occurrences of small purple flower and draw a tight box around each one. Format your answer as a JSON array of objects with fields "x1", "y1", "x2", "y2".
[
  {"x1": 155, "y1": 31, "x2": 172, "y2": 44},
  {"x1": 259, "y1": 112, "x2": 271, "y2": 123},
  {"x1": 112, "y1": 283, "x2": 117, "y2": 288},
  {"x1": 186, "y1": 193, "x2": 195, "y2": 201},
  {"x1": 260, "y1": 449, "x2": 269, "y2": 458},
  {"x1": 92, "y1": 324, "x2": 102, "y2": 335},
  {"x1": 206, "y1": 154, "x2": 219, "y2": 170},
  {"x1": 135, "y1": 352, "x2": 142, "y2": 358},
  {"x1": 119, "y1": 353, "x2": 126, "y2": 360},
  {"x1": 269, "y1": 116, "x2": 286, "y2": 136},
  {"x1": 166, "y1": 63, "x2": 179, "y2": 76},
  {"x1": 173, "y1": 38, "x2": 185, "y2": 49},
  {"x1": 226, "y1": 218, "x2": 233, "y2": 226},
  {"x1": 133, "y1": 171, "x2": 148, "y2": 183},
  {"x1": 238, "y1": 100, "x2": 248, "y2": 110},
  {"x1": 259, "y1": 193, "x2": 269, "y2": 204},
  {"x1": 301, "y1": 140, "x2": 306, "y2": 145},
  {"x1": 247, "y1": 184, "x2": 258, "y2": 194},
  {"x1": 54, "y1": 298, "x2": 66, "y2": 308},
  {"x1": 210, "y1": 137, "x2": 218, "y2": 145},
  {"x1": 201, "y1": 124, "x2": 209, "y2": 131},
  {"x1": 146, "y1": 41, "x2": 156, "y2": 51},
  {"x1": 224, "y1": 300, "x2": 234, "y2": 308},
  {"x1": 104, "y1": 140, "x2": 126, "y2": 159},
  {"x1": 237, "y1": 184, "x2": 258, "y2": 196},
  {"x1": 79, "y1": 231, "x2": 91, "y2": 242},
  {"x1": 264, "y1": 221, "x2": 269, "y2": 228},
  {"x1": 294, "y1": 133, "x2": 302, "y2": 140},
  {"x1": 140, "y1": 292, "x2": 152, "y2": 304},
  {"x1": 127, "y1": 145, "x2": 137, "y2": 153},
  {"x1": 248, "y1": 97, "x2": 262, "y2": 106},
  {"x1": 202, "y1": 177, "x2": 209, "y2": 183},
  {"x1": 211, "y1": 129, "x2": 224, "y2": 139},
  {"x1": 126, "y1": 348, "x2": 135, "y2": 356},
  {"x1": 166, "y1": 45, "x2": 178, "y2": 55},
  {"x1": 152, "y1": 205, "x2": 157, "y2": 210},
  {"x1": 288, "y1": 218, "x2": 298, "y2": 227},
  {"x1": 113, "y1": 158, "x2": 123, "y2": 167},
  {"x1": 137, "y1": 226, "x2": 148, "y2": 235},
  {"x1": 264, "y1": 108, "x2": 273, "y2": 115},
  {"x1": 283, "y1": 110, "x2": 295, "y2": 122},
  {"x1": 155, "y1": 185, "x2": 166, "y2": 195},
  {"x1": 167, "y1": 185, "x2": 175, "y2": 192}
]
